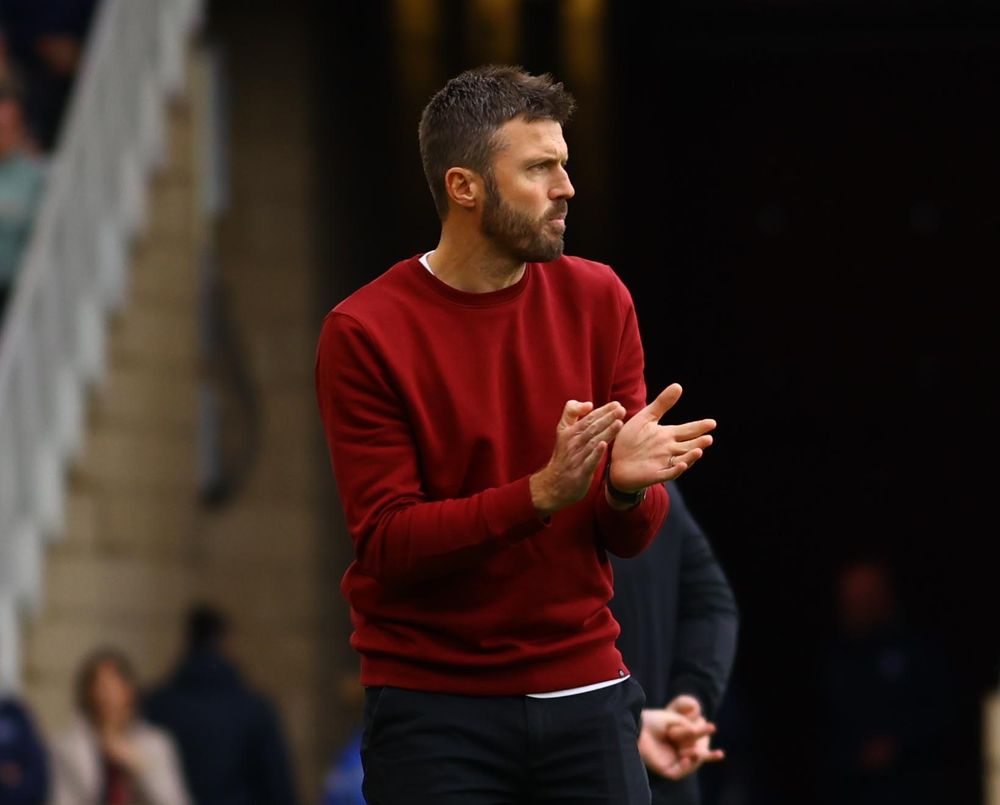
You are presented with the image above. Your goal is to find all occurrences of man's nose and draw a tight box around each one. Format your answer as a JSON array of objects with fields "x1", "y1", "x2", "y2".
[{"x1": 551, "y1": 166, "x2": 575, "y2": 199}]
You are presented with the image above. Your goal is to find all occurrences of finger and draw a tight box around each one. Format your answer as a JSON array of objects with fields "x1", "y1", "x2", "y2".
[
  {"x1": 587, "y1": 400, "x2": 627, "y2": 419},
  {"x1": 575, "y1": 406, "x2": 626, "y2": 444},
  {"x1": 672, "y1": 433, "x2": 714, "y2": 455},
  {"x1": 587, "y1": 421, "x2": 623, "y2": 454},
  {"x1": 663, "y1": 757, "x2": 694, "y2": 781},
  {"x1": 584, "y1": 419, "x2": 624, "y2": 454},
  {"x1": 641, "y1": 383, "x2": 683, "y2": 422},
  {"x1": 671, "y1": 418, "x2": 717, "y2": 440},
  {"x1": 653, "y1": 448, "x2": 710, "y2": 481},
  {"x1": 686, "y1": 757, "x2": 706, "y2": 774},
  {"x1": 665, "y1": 715, "x2": 712, "y2": 734},
  {"x1": 666, "y1": 722, "x2": 714, "y2": 740},
  {"x1": 653, "y1": 463, "x2": 687, "y2": 483},
  {"x1": 667, "y1": 723, "x2": 715, "y2": 743},
  {"x1": 580, "y1": 440, "x2": 609, "y2": 475},
  {"x1": 673, "y1": 448, "x2": 703, "y2": 470},
  {"x1": 669, "y1": 696, "x2": 703, "y2": 716},
  {"x1": 684, "y1": 749, "x2": 723, "y2": 769},
  {"x1": 678, "y1": 746, "x2": 701, "y2": 759},
  {"x1": 663, "y1": 435, "x2": 715, "y2": 465},
  {"x1": 559, "y1": 400, "x2": 594, "y2": 428}
]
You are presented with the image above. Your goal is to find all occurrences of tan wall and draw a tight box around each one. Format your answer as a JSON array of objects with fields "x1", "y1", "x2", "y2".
[
  {"x1": 987, "y1": 691, "x2": 1000, "y2": 805},
  {"x1": 21, "y1": 41, "x2": 352, "y2": 803}
]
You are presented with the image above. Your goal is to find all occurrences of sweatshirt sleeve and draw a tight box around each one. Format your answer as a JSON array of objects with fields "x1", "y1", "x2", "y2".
[
  {"x1": 315, "y1": 311, "x2": 547, "y2": 587},
  {"x1": 592, "y1": 277, "x2": 669, "y2": 557}
]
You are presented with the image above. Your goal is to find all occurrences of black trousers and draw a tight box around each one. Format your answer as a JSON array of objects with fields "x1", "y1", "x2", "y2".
[
  {"x1": 360, "y1": 678, "x2": 651, "y2": 805},
  {"x1": 649, "y1": 773, "x2": 700, "y2": 805}
]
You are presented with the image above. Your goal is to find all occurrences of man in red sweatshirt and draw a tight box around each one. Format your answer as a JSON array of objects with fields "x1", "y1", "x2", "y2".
[{"x1": 314, "y1": 64, "x2": 717, "y2": 804}]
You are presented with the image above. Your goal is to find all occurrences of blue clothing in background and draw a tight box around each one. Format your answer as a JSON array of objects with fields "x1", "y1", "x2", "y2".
[
  {"x1": 0, "y1": 151, "x2": 46, "y2": 292},
  {"x1": 143, "y1": 648, "x2": 298, "y2": 805},
  {"x1": 321, "y1": 728, "x2": 364, "y2": 805},
  {"x1": 0, "y1": 696, "x2": 49, "y2": 805}
]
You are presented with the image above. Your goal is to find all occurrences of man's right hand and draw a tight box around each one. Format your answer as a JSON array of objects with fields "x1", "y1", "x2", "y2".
[{"x1": 530, "y1": 400, "x2": 626, "y2": 517}]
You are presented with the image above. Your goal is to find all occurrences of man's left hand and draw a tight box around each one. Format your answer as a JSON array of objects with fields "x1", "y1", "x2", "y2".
[{"x1": 608, "y1": 384, "x2": 716, "y2": 493}]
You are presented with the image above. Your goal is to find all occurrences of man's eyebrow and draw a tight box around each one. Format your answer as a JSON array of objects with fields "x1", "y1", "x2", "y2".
[{"x1": 525, "y1": 154, "x2": 569, "y2": 166}]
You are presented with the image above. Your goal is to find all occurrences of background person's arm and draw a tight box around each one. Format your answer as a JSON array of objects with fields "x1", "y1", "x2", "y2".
[{"x1": 665, "y1": 485, "x2": 739, "y2": 720}]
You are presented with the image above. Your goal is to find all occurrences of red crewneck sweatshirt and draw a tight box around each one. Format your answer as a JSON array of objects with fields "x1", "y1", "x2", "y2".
[{"x1": 314, "y1": 254, "x2": 669, "y2": 695}]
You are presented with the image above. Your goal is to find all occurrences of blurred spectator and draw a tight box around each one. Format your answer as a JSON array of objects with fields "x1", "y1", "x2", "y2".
[
  {"x1": 0, "y1": 72, "x2": 45, "y2": 322},
  {"x1": 815, "y1": 557, "x2": 958, "y2": 805},
  {"x1": 0, "y1": 0, "x2": 98, "y2": 151},
  {"x1": 0, "y1": 685, "x2": 50, "y2": 804},
  {"x1": 143, "y1": 604, "x2": 299, "y2": 805},
  {"x1": 320, "y1": 672, "x2": 364, "y2": 805},
  {"x1": 0, "y1": 26, "x2": 11, "y2": 74},
  {"x1": 320, "y1": 729, "x2": 363, "y2": 805},
  {"x1": 49, "y1": 646, "x2": 191, "y2": 805}
]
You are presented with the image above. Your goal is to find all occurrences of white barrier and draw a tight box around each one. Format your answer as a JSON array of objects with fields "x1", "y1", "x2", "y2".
[{"x1": 0, "y1": 0, "x2": 203, "y2": 690}]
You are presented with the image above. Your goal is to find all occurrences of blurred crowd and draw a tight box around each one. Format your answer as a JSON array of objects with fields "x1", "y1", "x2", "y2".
[
  {"x1": 690, "y1": 557, "x2": 961, "y2": 805},
  {"x1": 0, "y1": 604, "x2": 299, "y2": 805},
  {"x1": 0, "y1": 0, "x2": 97, "y2": 324}
]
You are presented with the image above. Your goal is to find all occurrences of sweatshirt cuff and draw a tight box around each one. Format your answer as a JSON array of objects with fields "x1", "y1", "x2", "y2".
[
  {"x1": 481, "y1": 474, "x2": 550, "y2": 544},
  {"x1": 595, "y1": 476, "x2": 669, "y2": 525}
]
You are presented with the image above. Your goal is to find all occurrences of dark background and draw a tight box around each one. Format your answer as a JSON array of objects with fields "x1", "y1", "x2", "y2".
[{"x1": 312, "y1": 2, "x2": 999, "y2": 802}]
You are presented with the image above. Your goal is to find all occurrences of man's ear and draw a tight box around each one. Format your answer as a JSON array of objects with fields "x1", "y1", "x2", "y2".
[{"x1": 444, "y1": 167, "x2": 482, "y2": 210}]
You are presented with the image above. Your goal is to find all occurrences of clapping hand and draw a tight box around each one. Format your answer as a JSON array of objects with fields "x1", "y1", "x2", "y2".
[{"x1": 608, "y1": 384, "x2": 716, "y2": 494}]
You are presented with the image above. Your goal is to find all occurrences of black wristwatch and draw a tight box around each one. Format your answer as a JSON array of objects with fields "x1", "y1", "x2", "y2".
[{"x1": 605, "y1": 468, "x2": 646, "y2": 508}]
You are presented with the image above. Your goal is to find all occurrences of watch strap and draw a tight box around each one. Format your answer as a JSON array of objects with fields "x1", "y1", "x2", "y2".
[{"x1": 605, "y1": 468, "x2": 646, "y2": 507}]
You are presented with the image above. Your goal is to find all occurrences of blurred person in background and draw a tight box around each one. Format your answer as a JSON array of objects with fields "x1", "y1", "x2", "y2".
[
  {"x1": 610, "y1": 481, "x2": 738, "y2": 805},
  {"x1": 0, "y1": 71, "x2": 45, "y2": 323},
  {"x1": 0, "y1": 23, "x2": 12, "y2": 74},
  {"x1": 142, "y1": 604, "x2": 298, "y2": 805},
  {"x1": 0, "y1": 0, "x2": 98, "y2": 151},
  {"x1": 0, "y1": 675, "x2": 50, "y2": 804},
  {"x1": 320, "y1": 671, "x2": 365, "y2": 805},
  {"x1": 815, "y1": 557, "x2": 958, "y2": 805},
  {"x1": 49, "y1": 646, "x2": 190, "y2": 805}
]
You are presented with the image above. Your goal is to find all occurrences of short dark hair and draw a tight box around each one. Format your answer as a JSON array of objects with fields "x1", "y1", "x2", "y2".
[
  {"x1": 186, "y1": 602, "x2": 231, "y2": 649},
  {"x1": 74, "y1": 646, "x2": 137, "y2": 721},
  {"x1": 418, "y1": 64, "x2": 576, "y2": 220}
]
